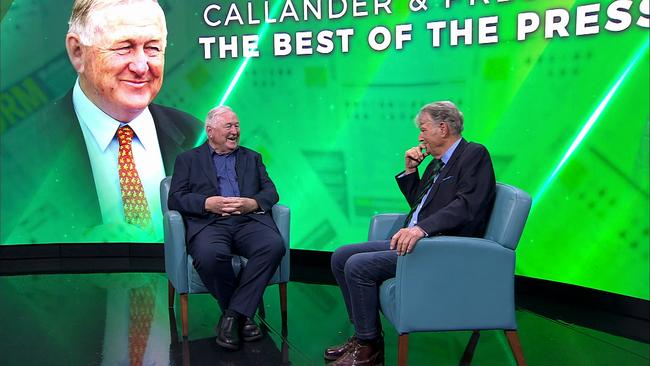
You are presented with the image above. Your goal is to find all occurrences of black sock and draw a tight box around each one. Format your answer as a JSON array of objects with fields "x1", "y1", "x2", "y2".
[{"x1": 224, "y1": 309, "x2": 241, "y2": 318}]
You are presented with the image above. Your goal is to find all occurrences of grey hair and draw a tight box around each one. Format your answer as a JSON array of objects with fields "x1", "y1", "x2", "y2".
[
  {"x1": 416, "y1": 101, "x2": 464, "y2": 135},
  {"x1": 68, "y1": 0, "x2": 166, "y2": 45},
  {"x1": 206, "y1": 106, "x2": 236, "y2": 127}
]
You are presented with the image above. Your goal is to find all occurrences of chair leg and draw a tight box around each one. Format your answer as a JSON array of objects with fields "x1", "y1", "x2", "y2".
[
  {"x1": 398, "y1": 333, "x2": 409, "y2": 366},
  {"x1": 460, "y1": 330, "x2": 480, "y2": 366},
  {"x1": 180, "y1": 294, "x2": 189, "y2": 338},
  {"x1": 168, "y1": 280, "x2": 175, "y2": 308},
  {"x1": 504, "y1": 330, "x2": 526, "y2": 366},
  {"x1": 279, "y1": 282, "x2": 288, "y2": 329}
]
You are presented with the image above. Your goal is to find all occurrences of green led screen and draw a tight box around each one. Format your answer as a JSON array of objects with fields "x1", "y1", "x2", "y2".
[{"x1": 1, "y1": 0, "x2": 648, "y2": 300}]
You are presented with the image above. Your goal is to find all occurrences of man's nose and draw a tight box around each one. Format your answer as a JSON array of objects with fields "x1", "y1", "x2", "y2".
[{"x1": 128, "y1": 49, "x2": 149, "y2": 75}]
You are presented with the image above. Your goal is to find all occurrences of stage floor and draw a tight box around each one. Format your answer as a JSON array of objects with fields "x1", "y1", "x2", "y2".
[{"x1": 1, "y1": 272, "x2": 648, "y2": 365}]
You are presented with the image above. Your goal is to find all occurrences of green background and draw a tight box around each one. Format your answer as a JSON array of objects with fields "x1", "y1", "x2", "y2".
[{"x1": 1, "y1": 0, "x2": 648, "y2": 300}]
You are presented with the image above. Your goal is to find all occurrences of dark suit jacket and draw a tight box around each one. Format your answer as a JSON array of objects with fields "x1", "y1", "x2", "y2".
[
  {"x1": 167, "y1": 143, "x2": 279, "y2": 242},
  {"x1": 396, "y1": 138, "x2": 496, "y2": 237},
  {"x1": 0, "y1": 90, "x2": 202, "y2": 243}
]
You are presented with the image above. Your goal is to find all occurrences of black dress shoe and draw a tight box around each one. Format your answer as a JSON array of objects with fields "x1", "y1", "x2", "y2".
[
  {"x1": 242, "y1": 317, "x2": 263, "y2": 342},
  {"x1": 216, "y1": 314, "x2": 240, "y2": 350}
]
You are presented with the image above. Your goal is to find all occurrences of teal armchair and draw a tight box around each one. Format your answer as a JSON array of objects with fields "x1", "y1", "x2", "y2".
[
  {"x1": 160, "y1": 176, "x2": 290, "y2": 337},
  {"x1": 371, "y1": 183, "x2": 532, "y2": 365}
]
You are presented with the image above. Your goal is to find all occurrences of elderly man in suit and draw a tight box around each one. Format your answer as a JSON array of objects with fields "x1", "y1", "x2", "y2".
[
  {"x1": 325, "y1": 101, "x2": 497, "y2": 365},
  {"x1": 0, "y1": 0, "x2": 201, "y2": 244},
  {"x1": 168, "y1": 106, "x2": 285, "y2": 351}
]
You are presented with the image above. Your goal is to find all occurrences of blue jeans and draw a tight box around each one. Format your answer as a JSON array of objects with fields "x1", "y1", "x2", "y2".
[{"x1": 331, "y1": 241, "x2": 397, "y2": 340}]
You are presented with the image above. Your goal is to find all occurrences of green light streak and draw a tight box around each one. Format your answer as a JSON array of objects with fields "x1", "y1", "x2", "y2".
[
  {"x1": 533, "y1": 41, "x2": 649, "y2": 205},
  {"x1": 195, "y1": 1, "x2": 284, "y2": 146}
]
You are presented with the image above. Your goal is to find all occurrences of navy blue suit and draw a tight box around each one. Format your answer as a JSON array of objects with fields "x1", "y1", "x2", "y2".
[
  {"x1": 396, "y1": 138, "x2": 496, "y2": 237},
  {"x1": 168, "y1": 143, "x2": 285, "y2": 317}
]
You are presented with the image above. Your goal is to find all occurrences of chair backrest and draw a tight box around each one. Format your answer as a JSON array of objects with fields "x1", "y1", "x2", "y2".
[
  {"x1": 483, "y1": 183, "x2": 532, "y2": 250},
  {"x1": 160, "y1": 176, "x2": 172, "y2": 213}
]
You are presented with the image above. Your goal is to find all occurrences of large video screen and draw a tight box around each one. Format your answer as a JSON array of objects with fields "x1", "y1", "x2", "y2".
[{"x1": 1, "y1": 0, "x2": 648, "y2": 300}]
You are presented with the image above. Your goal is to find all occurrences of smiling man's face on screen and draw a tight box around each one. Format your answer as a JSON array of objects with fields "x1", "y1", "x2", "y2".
[{"x1": 66, "y1": 1, "x2": 167, "y2": 122}]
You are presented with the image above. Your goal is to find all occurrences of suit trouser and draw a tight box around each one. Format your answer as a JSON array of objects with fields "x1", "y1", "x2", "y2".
[
  {"x1": 188, "y1": 216, "x2": 285, "y2": 318},
  {"x1": 331, "y1": 241, "x2": 397, "y2": 340}
]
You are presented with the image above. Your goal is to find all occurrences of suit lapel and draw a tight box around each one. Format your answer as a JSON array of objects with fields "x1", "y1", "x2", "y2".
[
  {"x1": 61, "y1": 91, "x2": 102, "y2": 224},
  {"x1": 150, "y1": 104, "x2": 188, "y2": 175},
  {"x1": 198, "y1": 143, "x2": 220, "y2": 191},
  {"x1": 422, "y1": 138, "x2": 468, "y2": 207},
  {"x1": 235, "y1": 148, "x2": 247, "y2": 192}
]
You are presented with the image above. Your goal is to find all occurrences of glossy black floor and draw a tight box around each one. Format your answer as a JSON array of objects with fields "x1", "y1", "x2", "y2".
[{"x1": 1, "y1": 272, "x2": 648, "y2": 366}]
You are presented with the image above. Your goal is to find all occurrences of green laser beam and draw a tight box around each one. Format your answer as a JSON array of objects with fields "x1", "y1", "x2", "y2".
[
  {"x1": 194, "y1": 1, "x2": 284, "y2": 146},
  {"x1": 533, "y1": 40, "x2": 649, "y2": 206}
]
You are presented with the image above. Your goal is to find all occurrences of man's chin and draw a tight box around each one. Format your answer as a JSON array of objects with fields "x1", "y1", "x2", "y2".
[{"x1": 116, "y1": 97, "x2": 154, "y2": 112}]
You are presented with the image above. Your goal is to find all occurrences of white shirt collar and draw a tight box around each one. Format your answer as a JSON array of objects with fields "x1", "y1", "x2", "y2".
[{"x1": 72, "y1": 79, "x2": 158, "y2": 151}]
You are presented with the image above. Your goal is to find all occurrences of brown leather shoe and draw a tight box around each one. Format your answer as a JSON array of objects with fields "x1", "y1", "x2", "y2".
[
  {"x1": 324, "y1": 337, "x2": 357, "y2": 361},
  {"x1": 329, "y1": 338, "x2": 384, "y2": 366}
]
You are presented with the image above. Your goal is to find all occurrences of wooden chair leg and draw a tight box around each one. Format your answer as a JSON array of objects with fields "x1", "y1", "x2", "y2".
[
  {"x1": 180, "y1": 293, "x2": 189, "y2": 338},
  {"x1": 460, "y1": 331, "x2": 480, "y2": 366},
  {"x1": 168, "y1": 280, "x2": 175, "y2": 308},
  {"x1": 279, "y1": 282, "x2": 288, "y2": 329},
  {"x1": 398, "y1": 333, "x2": 409, "y2": 366},
  {"x1": 182, "y1": 338, "x2": 190, "y2": 366},
  {"x1": 504, "y1": 330, "x2": 526, "y2": 366}
]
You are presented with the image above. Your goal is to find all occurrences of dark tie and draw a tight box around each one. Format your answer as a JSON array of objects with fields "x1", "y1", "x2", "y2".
[{"x1": 403, "y1": 159, "x2": 443, "y2": 227}]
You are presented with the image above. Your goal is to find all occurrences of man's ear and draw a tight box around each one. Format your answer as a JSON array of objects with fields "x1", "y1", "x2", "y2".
[
  {"x1": 65, "y1": 33, "x2": 85, "y2": 73},
  {"x1": 440, "y1": 122, "x2": 448, "y2": 137}
]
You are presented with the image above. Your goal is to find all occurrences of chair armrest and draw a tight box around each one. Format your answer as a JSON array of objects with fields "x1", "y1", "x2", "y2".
[
  {"x1": 272, "y1": 204, "x2": 290, "y2": 283},
  {"x1": 368, "y1": 213, "x2": 407, "y2": 241},
  {"x1": 389, "y1": 236, "x2": 516, "y2": 332},
  {"x1": 164, "y1": 210, "x2": 189, "y2": 293}
]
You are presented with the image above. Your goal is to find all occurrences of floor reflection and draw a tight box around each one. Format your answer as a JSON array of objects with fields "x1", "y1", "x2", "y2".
[
  {"x1": 168, "y1": 309, "x2": 293, "y2": 366},
  {"x1": 1, "y1": 273, "x2": 648, "y2": 366}
]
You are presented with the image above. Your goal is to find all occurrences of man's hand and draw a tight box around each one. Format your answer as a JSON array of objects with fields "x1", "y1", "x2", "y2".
[
  {"x1": 404, "y1": 145, "x2": 429, "y2": 174},
  {"x1": 204, "y1": 196, "x2": 233, "y2": 215},
  {"x1": 390, "y1": 226, "x2": 426, "y2": 256},
  {"x1": 205, "y1": 196, "x2": 259, "y2": 215},
  {"x1": 224, "y1": 197, "x2": 259, "y2": 215}
]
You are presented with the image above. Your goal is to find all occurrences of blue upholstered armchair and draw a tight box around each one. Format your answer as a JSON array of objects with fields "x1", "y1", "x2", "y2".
[
  {"x1": 160, "y1": 176, "x2": 290, "y2": 337},
  {"x1": 370, "y1": 183, "x2": 532, "y2": 366}
]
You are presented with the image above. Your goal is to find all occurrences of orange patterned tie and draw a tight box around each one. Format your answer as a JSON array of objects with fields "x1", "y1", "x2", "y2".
[
  {"x1": 128, "y1": 286, "x2": 155, "y2": 366},
  {"x1": 117, "y1": 125, "x2": 152, "y2": 227}
]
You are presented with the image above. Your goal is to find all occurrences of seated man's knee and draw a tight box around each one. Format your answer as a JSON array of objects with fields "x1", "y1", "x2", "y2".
[
  {"x1": 261, "y1": 234, "x2": 286, "y2": 260},
  {"x1": 331, "y1": 244, "x2": 358, "y2": 272},
  {"x1": 343, "y1": 254, "x2": 374, "y2": 280}
]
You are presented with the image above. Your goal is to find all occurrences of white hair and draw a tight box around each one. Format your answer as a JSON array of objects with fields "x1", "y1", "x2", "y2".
[
  {"x1": 67, "y1": 0, "x2": 166, "y2": 45},
  {"x1": 206, "y1": 106, "x2": 236, "y2": 127}
]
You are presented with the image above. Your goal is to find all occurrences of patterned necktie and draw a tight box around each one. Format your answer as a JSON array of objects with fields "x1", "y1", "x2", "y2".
[
  {"x1": 117, "y1": 125, "x2": 152, "y2": 227},
  {"x1": 403, "y1": 159, "x2": 444, "y2": 227},
  {"x1": 128, "y1": 286, "x2": 155, "y2": 366}
]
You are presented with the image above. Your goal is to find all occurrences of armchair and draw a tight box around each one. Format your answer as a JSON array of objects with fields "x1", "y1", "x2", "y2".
[
  {"x1": 372, "y1": 183, "x2": 532, "y2": 365},
  {"x1": 160, "y1": 176, "x2": 290, "y2": 338}
]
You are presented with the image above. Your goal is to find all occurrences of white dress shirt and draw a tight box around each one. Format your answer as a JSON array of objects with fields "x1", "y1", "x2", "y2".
[{"x1": 72, "y1": 79, "x2": 165, "y2": 241}]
